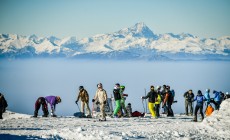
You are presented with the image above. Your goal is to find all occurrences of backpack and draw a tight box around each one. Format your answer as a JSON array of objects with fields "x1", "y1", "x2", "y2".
[{"x1": 205, "y1": 105, "x2": 214, "y2": 116}]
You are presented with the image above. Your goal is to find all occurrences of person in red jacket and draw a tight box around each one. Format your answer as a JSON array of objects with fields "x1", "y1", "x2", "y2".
[{"x1": 162, "y1": 86, "x2": 174, "y2": 117}]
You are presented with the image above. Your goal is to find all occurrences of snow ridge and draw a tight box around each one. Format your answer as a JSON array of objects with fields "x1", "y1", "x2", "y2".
[{"x1": 0, "y1": 22, "x2": 230, "y2": 60}]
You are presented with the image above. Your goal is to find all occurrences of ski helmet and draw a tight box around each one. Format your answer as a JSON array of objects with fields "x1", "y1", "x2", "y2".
[
  {"x1": 79, "y1": 86, "x2": 84, "y2": 90},
  {"x1": 206, "y1": 88, "x2": 210, "y2": 92},
  {"x1": 97, "y1": 83, "x2": 102, "y2": 88},
  {"x1": 226, "y1": 92, "x2": 229, "y2": 95}
]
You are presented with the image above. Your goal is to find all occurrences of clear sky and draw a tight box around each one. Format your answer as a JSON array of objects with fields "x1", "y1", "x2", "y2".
[{"x1": 0, "y1": 0, "x2": 230, "y2": 39}]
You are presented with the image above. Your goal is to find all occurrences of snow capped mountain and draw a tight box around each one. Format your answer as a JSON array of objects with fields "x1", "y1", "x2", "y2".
[{"x1": 0, "y1": 22, "x2": 230, "y2": 60}]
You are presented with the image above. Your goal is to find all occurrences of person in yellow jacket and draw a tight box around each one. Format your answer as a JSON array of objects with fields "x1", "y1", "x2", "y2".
[
  {"x1": 141, "y1": 85, "x2": 157, "y2": 118},
  {"x1": 92, "y1": 83, "x2": 108, "y2": 121},
  {"x1": 155, "y1": 86, "x2": 162, "y2": 118},
  {"x1": 76, "y1": 86, "x2": 91, "y2": 117}
]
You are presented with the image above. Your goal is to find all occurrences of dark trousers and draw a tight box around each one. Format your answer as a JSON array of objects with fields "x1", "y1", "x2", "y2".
[
  {"x1": 155, "y1": 104, "x2": 160, "y2": 117},
  {"x1": 194, "y1": 105, "x2": 204, "y2": 121},
  {"x1": 0, "y1": 109, "x2": 2, "y2": 119},
  {"x1": 167, "y1": 104, "x2": 174, "y2": 117},
  {"x1": 210, "y1": 100, "x2": 221, "y2": 110},
  {"x1": 185, "y1": 100, "x2": 193, "y2": 115},
  {"x1": 34, "y1": 97, "x2": 48, "y2": 116}
]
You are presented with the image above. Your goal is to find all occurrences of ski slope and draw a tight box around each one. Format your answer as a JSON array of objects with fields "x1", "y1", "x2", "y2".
[{"x1": 0, "y1": 99, "x2": 230, "y2": 139}]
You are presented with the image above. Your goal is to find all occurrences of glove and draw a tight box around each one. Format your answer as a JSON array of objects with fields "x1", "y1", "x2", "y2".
[
  {"x1": 75, "y1": 100, "x2": 78, "y2": 104},
  {"x1": 92, "y1": 99, "x2": 95, "y2": 102},
  {"x1": 103, "y1": 101, "x2": 106, "y2": 104}
]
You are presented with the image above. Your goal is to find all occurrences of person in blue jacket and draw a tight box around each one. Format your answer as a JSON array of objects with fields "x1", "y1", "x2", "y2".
[
  {"x1": 204, "y1": 89, "x2": 211, "y2": 112},
  {"x1": 193, "y1": 90, "x2": 206, "y2": 122},
  {"x1": 213, "y1": 90, "x2": 221, "y2": 110}
]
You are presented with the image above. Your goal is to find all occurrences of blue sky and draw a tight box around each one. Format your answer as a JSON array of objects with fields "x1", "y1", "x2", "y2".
[{"x1": 0, "y1": 0, "x2": 229, "y2": 39}]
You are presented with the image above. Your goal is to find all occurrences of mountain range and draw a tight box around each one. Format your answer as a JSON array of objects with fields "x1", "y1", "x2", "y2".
[{"x1": 1, "y1": 22, "x2": 230, "y2": 60}]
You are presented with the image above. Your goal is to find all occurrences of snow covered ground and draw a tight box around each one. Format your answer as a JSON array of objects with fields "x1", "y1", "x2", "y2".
[{"x1": 1, "y1": 99, "x2": 230, "y2": 140}]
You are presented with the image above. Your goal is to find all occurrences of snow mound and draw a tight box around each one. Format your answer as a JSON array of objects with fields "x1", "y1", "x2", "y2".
[
  {"x1": 2, "y1": 110, "x2": 31, "y2": 120},
  {"x1": 202, "y1": 99, "x2": 230, "y2": 137}
]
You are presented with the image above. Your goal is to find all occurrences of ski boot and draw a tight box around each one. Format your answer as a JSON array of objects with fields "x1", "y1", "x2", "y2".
[{"x1": 33, "y1": 111, "x2": 38, "y2": 118}]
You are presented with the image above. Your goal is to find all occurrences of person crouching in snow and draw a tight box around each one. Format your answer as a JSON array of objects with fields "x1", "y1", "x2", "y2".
[
  {"x1": 141, "y1": 85, "x2": 157, "y2": 119},
  {"x1": 0, "y1": 93, "x2": 8, "y2": 119},
  {"x1": 92, "y1": 83, "x2": 108, "y2": 121},
  {"x1": 75, "y1": 86, "x2": 91, "y2": 118},
  {"x1": 33, "y1": 96, "x2": 61, "y2": 117},
  {"x1": 113, "y1": 83, "x2": 121, "y2": 118},
  {"x1": 192, "y1": 90, "x2": 205, "y2": 122}
]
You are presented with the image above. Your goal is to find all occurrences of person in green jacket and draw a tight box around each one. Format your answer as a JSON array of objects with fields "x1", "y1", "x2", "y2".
[{"x1": 120, "y1": 85, "x2": 128, "y2": 117}]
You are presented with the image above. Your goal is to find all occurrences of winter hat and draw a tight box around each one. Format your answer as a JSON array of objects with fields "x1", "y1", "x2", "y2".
[
  {"x1": 115, "y1": 83, "x2": 120, "y2": 87},
  {"x1": 197, "y1": 90, "x2": 202, "y2": 95},
  {"x1": 79, "y1": 86, "x2": 84, "y2": 90},
  {"x1": 120, "y1": 85, "x2": 125, "y2": 90},
  {"x1": 156, "y1": 86, "x2": 161, "y2": 90},
  {"x1": 150, "y1": 85, "x2": 154, "y2": 90}
]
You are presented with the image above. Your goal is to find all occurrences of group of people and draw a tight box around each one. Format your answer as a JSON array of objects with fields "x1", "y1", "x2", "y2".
[
  {"x1": 75, "y1": 83, "x2": 129, "y2": 121},
  {"x1": 184, "y1": 89, "x2": 229, "y2": 122},
  {"x1": 1, "y1": 85, "x2": 229, "y2": 122},
  {"x1": 141, "y1": 85, "x2": 175, "y2": 119}
]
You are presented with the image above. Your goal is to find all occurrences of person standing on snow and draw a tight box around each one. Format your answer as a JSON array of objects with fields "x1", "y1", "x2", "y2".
[
  {"x1": 141, "y1": 85, "x2": 157, "y2": 118},
  {"x1": 163, "y1": 86, "x2": 174, "y2": 117},
  {"x1": 155, "y1": 86, "x2": 162, "y2": 118},
  {"x1": 33, "y1": 96, "x2": 61, "y2": 117},
  {"x1": 92, "y1": 83, "x2": 108, "y2": 121},
  {"x1": 126, "y1": 103, "x2": 132, "y2": 117},
  {"x1": 113, "y1": 83, "x2": 122, "y2": 118},
  {"x1": 75, "y1": 86, "x2": 91, "y2": 118},
  {"x1": 212, "y1": 90, "x2": 221, "y2": 110},
  {"x1": 0, "y1": 93, "x2": 8, "y2": 119},
  {"x1": 192, "y1": 90, "x2": 205, "y2": 122},
  {"x1": 161, "y1": 85, "x2": 167, "y2": 114},
  {"x1": 184, "y1": 90, "x2": 194, "y2": 116},
  {"x1": 120, "y1": 85, "x2": 128, "y2": 117},
  {"x1": 204, "y1": 89, "x2": 211, "y2": 112}
]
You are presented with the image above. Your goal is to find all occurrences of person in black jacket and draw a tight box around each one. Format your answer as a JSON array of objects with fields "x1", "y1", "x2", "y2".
[
  {"x1": 142, "y1": 85, "x2": 157, "y2": 118},
  {"x1": 113, "y1": 83, "x2": 121, "y2": 117},
  {"x1": 0, "y1": 93, "x2": 8, "y2": 119},
  {"x1": 184, "y1": 90, "x2": 194, "y2": 116}
]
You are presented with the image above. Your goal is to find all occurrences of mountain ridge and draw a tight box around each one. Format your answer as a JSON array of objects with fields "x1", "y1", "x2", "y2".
[{"x1": 1, "y1": 22, "x2": 230, "y2": 60}]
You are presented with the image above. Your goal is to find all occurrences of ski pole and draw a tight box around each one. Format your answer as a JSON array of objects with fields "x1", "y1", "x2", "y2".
[
  {"x1": 145, "y1": 88, "x2": 147, "y2": 113},
  {"x1": 142, "y1": 98, "x2": 145, "y2": 113}
]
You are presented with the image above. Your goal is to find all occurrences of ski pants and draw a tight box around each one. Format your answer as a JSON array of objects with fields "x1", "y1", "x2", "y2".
[
  {"x1": 0, "y1": 108, "x2": 2, "y2": 119},
  {"x1": 194, "y1": 105, "x2": 204, "y2": 121},
  {"x1": 167, "y1": 104, "x2": 174, "y2": 117},
  {"x1": 120, "y1": 99, "x2": 127, "y2": 116},
  {"x1": 148, "y1": 102, "x2": 156, "y2": 117},
  {"x1": 81, "y1": 101, "x2": 91, "y2": 116},
  {"x1": 99, "y1": 103, "x2": 106, "y2": 119},
  {"x1": 114, "y1": 100, "x2": 121, "y2": 116},
  {"x1": 185, "y1": 100, "x2": 193, "y2": 115},
  {"x1": 155, "y1": 104, "x2": 160, "y2": 117},
  {"x1": 34, "y1": 97, "x2": 48, "y2": 115}
]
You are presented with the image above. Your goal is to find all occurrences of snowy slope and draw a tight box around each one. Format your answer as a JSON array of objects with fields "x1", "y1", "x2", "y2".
[
  {"x1": 0, "y1": 23, "x2": 230, "y2": 60},
  {"x1": 0, "y1": 99, "x2": 230, "y2": 139}
]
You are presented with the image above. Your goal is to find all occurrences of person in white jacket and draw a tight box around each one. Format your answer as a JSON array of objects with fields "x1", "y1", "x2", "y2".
[{"x1": 92, "y1": 83, "x2": 108, "y2": 121}]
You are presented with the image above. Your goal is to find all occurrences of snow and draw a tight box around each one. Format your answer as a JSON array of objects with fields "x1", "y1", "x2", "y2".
[
  {"x1": 1, "y1": 99, "x2": 230, "y2": 139},
  {"x1": 1, "y1": 23, "x2": 230, "y2": 60}
]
